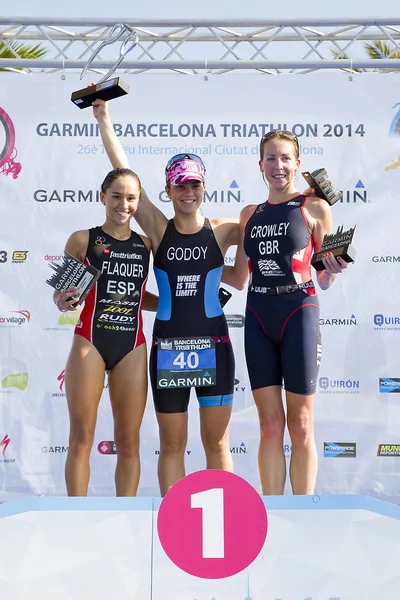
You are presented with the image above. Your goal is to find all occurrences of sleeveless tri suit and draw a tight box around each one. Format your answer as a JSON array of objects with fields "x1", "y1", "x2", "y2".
[
  {"x1": 150, "y1": 218, "x2": 234, "y2": 413},
  {"x1": 74, "y1": 226, "x2": 149, "y2": 370},
  {"x1": 244, "y1": 195, "x2": 321, "y2": 395}
]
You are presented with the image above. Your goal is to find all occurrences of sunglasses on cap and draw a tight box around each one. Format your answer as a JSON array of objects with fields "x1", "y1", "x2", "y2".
[
  {"x1": 165, "y1": 153, "x2": 206, "y2": 174},
  {"x1": 260, "y1": 130, "x2": 299, "y2": 149}
]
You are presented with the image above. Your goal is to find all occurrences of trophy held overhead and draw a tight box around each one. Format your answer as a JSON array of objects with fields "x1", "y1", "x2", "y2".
[{"x1": 71, "y1": 23, "x2": 138, "y2": 109}]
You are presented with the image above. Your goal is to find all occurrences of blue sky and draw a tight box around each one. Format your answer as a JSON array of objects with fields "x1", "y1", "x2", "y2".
[{"x1": 2, "y1": 1, "x2": 399, "y2": 19}]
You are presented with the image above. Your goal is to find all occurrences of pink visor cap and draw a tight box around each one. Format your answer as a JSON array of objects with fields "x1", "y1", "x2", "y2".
[{"x1": 165, "y1": 158, "x2": 205, "y2": 186}]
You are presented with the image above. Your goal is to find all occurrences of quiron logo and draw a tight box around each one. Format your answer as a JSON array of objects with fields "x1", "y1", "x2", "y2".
[
  {"x1": 374, "y1": 313, "x2": 400, "y2": 331},
  {"x1": 0, "y1": 106, "x2": 21, "y2": 178},
  {"x1": 318, "y1": 377, "x2": 360, "y2": 394}
]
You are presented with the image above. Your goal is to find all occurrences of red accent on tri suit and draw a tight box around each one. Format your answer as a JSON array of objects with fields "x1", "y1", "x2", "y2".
[
  {"x1": 74, "y1": 226, "x2": 149, "y2": 370},
  {"x1": 243, "y1": 195, "x2": 321, "y2": 395},
  {"x1": 244, "y1": 195, "x2": 316, "y2": 296}
]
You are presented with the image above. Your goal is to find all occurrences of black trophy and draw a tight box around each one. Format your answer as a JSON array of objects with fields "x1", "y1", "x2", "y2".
[
  {"x1": 46, "y1": 252, "x2": 101, "y2": 306},
  {"x1": 302, "y1": 168, "x2": 343, "y2": 206},
  {"x1": 71, "y1": 23, "x2": 138, "y2": 109},
  {"x1": 311, "y1": 225, "x2": 356, "y2": 271}
]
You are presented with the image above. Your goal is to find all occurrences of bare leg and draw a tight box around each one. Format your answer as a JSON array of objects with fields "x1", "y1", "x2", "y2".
[
  {"x1": 156, "y1": 412, "x2": 188, "y2": 496},
  {"x1": 253, "y1": 386, "x2": 286, "y2": 495},
  {"x1": 199, "y1": 405, "x2": 233, "y2": 471},
  {"x1": 286, "y1": 391, "x2": 317, "y2": 495},
  {"x1": 64, "y1": 335, "x2": 105, "y2": 496},
  {"x1": 108, "y1": 343, "x2": 147, "y2": 496}
]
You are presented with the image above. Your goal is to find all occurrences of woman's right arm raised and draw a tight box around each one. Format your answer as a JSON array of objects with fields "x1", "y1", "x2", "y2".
[{"x1": 93, "y1": 99, "x2": 167, "y2": 242}]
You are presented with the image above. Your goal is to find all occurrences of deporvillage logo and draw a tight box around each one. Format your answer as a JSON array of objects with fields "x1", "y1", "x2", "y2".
[
  {"x1": 0, "y1": 106, "x2": 22, "y2": 179},
  {"x1": 159, "y1": 180, "x2": 245, "y2": 204},
  {"x1": 0, "y1": 310, "x2": 30, "y2": 327}
]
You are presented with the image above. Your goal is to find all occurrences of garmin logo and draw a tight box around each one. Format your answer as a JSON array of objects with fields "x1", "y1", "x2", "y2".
[
  {"x1": 159, "y1": 180, "x2": 244, "y2": 204},
  {"x1": 34, "y1": 189, "x2": 100, "y2": 203},
  {"x1": 35, "y1": 122, "x2": 321, "y2": 139},
  {"x1": 319, "y1": 314, "x2": 357, "y2": 326},
  {"x1": 36, "y1": 122, "x2": 219, "y2": 138},
  {"x1": 339, "y1": 179, "x2": 368, "y2": 203},
  {"x1": 372, "y1": 256, "x2": 400, "y2": 263}
]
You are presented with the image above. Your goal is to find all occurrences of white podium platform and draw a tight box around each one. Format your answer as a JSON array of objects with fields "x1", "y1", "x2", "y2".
[{"x1": 0, "y1": 494, "x2": 399, "y2": 600}]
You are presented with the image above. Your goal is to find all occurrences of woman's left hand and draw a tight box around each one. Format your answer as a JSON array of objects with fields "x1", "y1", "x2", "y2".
[{"x1": 322, "y1": 253, "x2": 348, "y2": 275}]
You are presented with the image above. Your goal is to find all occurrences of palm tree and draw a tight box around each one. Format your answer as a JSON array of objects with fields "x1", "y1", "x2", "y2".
[
  {"x1": 331, "y1": 41, "x2": 400, "y2": 73},
  {"x1": 0, "y1": 41, "x2": 47, "y2": 72},
  {"x1": 364, "y1": 40, "x2": 400, "y2": 71},
  {"x1": 329, "y1": 49, "x2": 361, "y2": 73}
]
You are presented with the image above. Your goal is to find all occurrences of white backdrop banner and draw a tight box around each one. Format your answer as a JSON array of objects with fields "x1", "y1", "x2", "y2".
[{"x1": 1, "y1": 72, "x2": 400, "y2": 500}]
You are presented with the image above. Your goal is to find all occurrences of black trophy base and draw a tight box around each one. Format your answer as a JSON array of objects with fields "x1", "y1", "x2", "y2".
[
  {"x1": 71, "y1": 77, "x2": 129, "y2": 109},
  {"x1": 311, "y1": 244, "x2": 356, "y2": 271}
]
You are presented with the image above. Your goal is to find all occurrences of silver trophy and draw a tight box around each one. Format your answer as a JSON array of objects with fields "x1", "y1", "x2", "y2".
[{"x1": 71, "y1": 23, "x2": 138, "y2": 109}]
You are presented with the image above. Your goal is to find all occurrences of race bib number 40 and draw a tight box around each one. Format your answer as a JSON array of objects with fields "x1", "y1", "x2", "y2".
[{"x1": 157, "y1": 337, "x2": 216, "y2": 389}]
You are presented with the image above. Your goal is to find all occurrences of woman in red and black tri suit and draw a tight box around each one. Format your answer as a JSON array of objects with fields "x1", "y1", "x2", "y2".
[
  {"x1": 224, "y1": 130, "x2": 349, "y2": 496},
  {"x1": 53, "y1": 168, "x2": 157, "y2": 496}
]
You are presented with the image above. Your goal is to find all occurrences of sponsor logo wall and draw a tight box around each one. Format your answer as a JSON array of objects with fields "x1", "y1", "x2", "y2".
[{"x1": 1, "y1": 73, "x2": 400, "y2": 500}]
